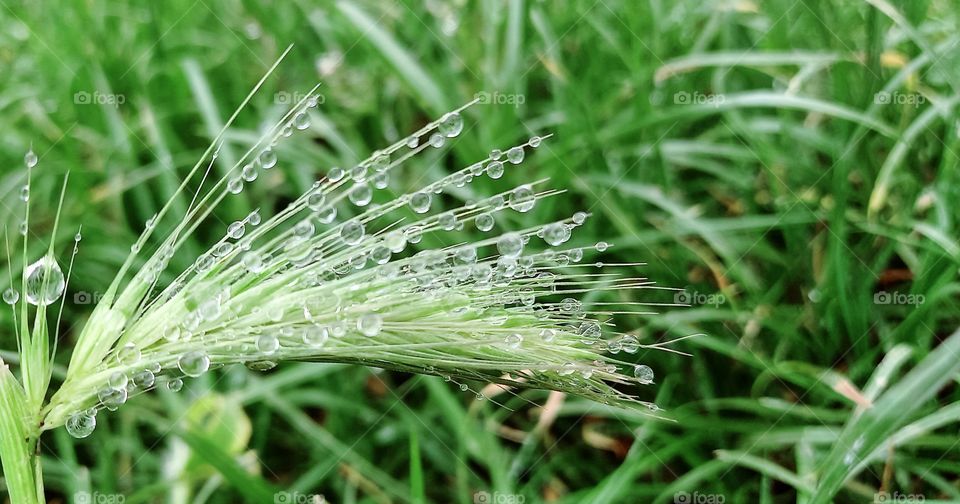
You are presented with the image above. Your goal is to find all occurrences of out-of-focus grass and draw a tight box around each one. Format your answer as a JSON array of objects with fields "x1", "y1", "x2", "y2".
[{"x1": 1, "y1": 0, "x2": 959, "y2": 502}]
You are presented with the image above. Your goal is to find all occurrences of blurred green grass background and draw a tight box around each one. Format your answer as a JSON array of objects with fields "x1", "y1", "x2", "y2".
[{"x1": 2, "y1": 0, "x2": 960, "y2": 502}]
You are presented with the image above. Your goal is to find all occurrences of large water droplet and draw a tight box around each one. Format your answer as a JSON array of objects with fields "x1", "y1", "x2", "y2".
[
  {"x1": 475, "y1": 213, "x2": 495, "y2": 232},
  {"x1": 257, "y1": 333, "x2": 280, "y2": 355},
  {"x1": 506, "y1": 146, "x2": 525, "y2": 164},
  {"x1": 340, "y1": 220, "x2": 365, "y2": 245},
  {"x1": 438, "y1": 112, "x2": 464, "y2": 137},
  {"x1": 542, "y1": 223, "x2": 571, "y2": 246},
  {"x1": 178, "y1": 351, "x2": 210, "y2": 377},
  {"x1": 508, "y1": 185, "x2": 536, "y2": 213},
  {"x1": 24, "y1": 256, "x2": 65, "y2": 306},
  {"x1": 409, "y1": 192, "x2": 432, "y2": 213},
  {"x1": 259, "y1": 149, "x2": 278, "y2": 169},
  {"x1": 98, "y1": 387, "x2": 127, "y2": 411},
  {"x1": 3, "y1": 288, "x2": 19, "y2": 305},
  {"x1": 497, "y1": 233, "x2": 524, "y2": 258},
  {"x1": 66, "y1": 412, "x2": 96, "y2": 438},
  {"x1": 357, "y1": 313, "x2": 383, "y2": 337},
  {"x1": 634, "y1": 364, "x2": 654, "y2": 384}
]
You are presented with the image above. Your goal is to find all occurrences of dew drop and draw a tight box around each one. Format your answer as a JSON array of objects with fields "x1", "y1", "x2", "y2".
[
  {"x1": 620, "y1": 335, "x2": 640, "y2": 354},
  {"x1": 475, "y1": 213, "x2": 495, "y2": 231},
  {"x1": 302, "y1": 325, "x2": 328, "y2": 347},
  {"x1": 108, "y1": 372, "x2": 129, "y2": 390},
  {"x1": 117, "y1": 343, "x2": 141, "y2": 365},
  {"x1": 317, "y1": 206, "x2": 337, "y2": 224},
  {"x1": 506, "y1": 146, "x2": 525, "y2": 164},
  {"x1": 497, "y1": 232, "x2": 524, "y2": 258},
  {"x1": 178, "y1": 351, "x2": 210, "y2": 377},
  {"x1": 246, "y1": 360, "x2": 277, "y2": 371},
  {"x1": 634, "y1": 364, "x2": 654, "y2": 384},
  {"x1": 529, "y1": 136, "x2": 542, "y2": 148},
  {"x1": 307, "y1": 191, "x2": 326, "y2": 210},
  {"x1": 66, "y1": 412, "x2": 96, "y2": 438},
  {"x1": 539, "y1": 328, "x2": 557, "y2": 342},
  {"x1": 542, "y1": 223, "x2": 571, "y2": 246},
  {"x1": 228, "y1": 221, "x2": 246, "y2": 239},
  {"x1": 164, "y1": 325, "x2": 182, "y2": 342},
  {"x1": 573, "y1": 212, "x2": 587, "y2": 225},
  {"x1": 490, "y1": 149, "x2": 503, "y2": 160},
  {"x1": 256, "y1": 333, "x2": 280, "y2": 355},
  {"x1": 406, "y1": 136, "x2": 419, "y2": 149},
  {"x1": 241, "y1": 164, "x2": 258, "y2": 182},
  {"x1": 19, "y1": 185, "x2": 29, "y2": 202},
  {"x1": 3, "y1": 288, "x2": 19, "y2": 305},
  {"x1": 259, "y1": 149, "x2": 278, "y2": 169},
  {"x1": 505, "y1": 333, "x2": 523, "y2": 349},
  {"x1": 227, "y1": 177, "x2": 243, "y2": 194},
  {"x1": 349, "y1": 183, "x2": 373, "y2": 206},
  {"x1": 429, "y1": 133, "x2": 445, "y2": 148},
  {"x1": 24, "y1": 256, "x2": 65, "y2": 306},
  {"x1": 509, "y1": 185, "x2": 536, "y2": 213},
  {"x1": 409, "y1": 192, "x2": 432, "y2": 213},
  {"x1": 98, "y1": 387, "x2": 127, "y2": 411},
  {"x1": 293, "y1": 112, "x2": 310, "y2": 130},
  {"x1": 486, "y1": 161, "x2": 504, "y2": 179},
  {"x1": 133, "y1": 369, "x2": 156, "y2": 389},
  {"x1": 24, "y1": 149, "x2": 38, "y2": 168},
  {"x1": 167, "y1": 378, "x2": 183, "y2": 391},
  {"x1": 328, "y1": 167, "x2": 344, "y2": 182},
  {"x1": 437, "y1": 112, "x2": 464, "y2": 137},
  {"x1": 357, "y1": 313, "x2": 383, "y2": 337},
  {"x1": 340, "y1": 220, "x2": 365, "y2": 245}
]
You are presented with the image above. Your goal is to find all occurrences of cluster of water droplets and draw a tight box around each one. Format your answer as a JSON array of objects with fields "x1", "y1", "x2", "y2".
[{"x1": 55, "y1": 96, "x2": 664, "y2": 437}]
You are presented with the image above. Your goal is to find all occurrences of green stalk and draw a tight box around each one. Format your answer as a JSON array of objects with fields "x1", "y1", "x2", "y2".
[{"x1": 0, "y1": 359, "x2": 43, "y2": 504}]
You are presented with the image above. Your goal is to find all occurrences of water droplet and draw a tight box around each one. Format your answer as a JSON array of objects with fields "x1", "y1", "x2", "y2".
[
  {"x1": 573, "y1": 212, "x2": 587, "y2": 225},
  {"x1": 241, "y1": 164, "x2": 258, "y2": 182},
  {"x1": 3, "y1": 288, "x2": 19, "y2": 305},
  {"x1": 475, "y1": 213, "x2": 495, "y2": 231},
  {"x1": 509, "y1": 185, "x2": 535, "y2": 213},
  {"x1": 307, "y1": 191, "x2": 326, "y2": 210},
  {"x1": 351, "y1": 165, "x2": 368, "y2": 182},
  {"x1": 558, "y1": 363, "x2": 577, "y2": 376},
  {"x1": 75, "y1": 232, "x2": 82, "y2": 242},
  {"x1": 486, "y1": 161, "x2": 504, "y2": 179},
  {"x1": 317, "y1": 206, "x2": 337, "y2": 224},
  {"x1": 257, "y1": 334, "x2": 280, "y2": 355},
  {"x1": 539, "y1": 328, "x2": 556, "y2": 342},
  {"x1": 529, "y1": 136, "x2": 542, "y2": 148},
  {"x1": 246, "y1": 360, "x2": 277, "y2": 372},
  {"x1": 242, "y1": 252, "x2": 264, "y2": 273},
  {"x1": 19, "y1": 185, "x2": 29, "y2": 202},
  {"x1": 349, "y1": 183, "x2": 373, "y2": 206},
  {"x1": 164, "y1": 325, "x2": 182, "y2": 342},
  {"x1": 178, "y1": 351, "x2": 210, "y2": 377},
  {"x1": 438, "y1": 112, "x2": 463, "y2": 137},
  {"x1": 409, "y1": 192, "x2": 432, "y2": 213},
  {"x1": 406, "y1": 136, "x2": 420, "y2": 149},
  {"x1": 438, "y1": 212, "x2": 457, "y2": 231},
  {"x1": 24, "y1": 256, "x2": 65, "y2": 306},
  {"x1": 429, "y1": 133, "x2": 445, "y2": 148},
  {"x1": 490, "y1": 149, "x2": 503, "y2": 160},
  {"x1": 228, "y1": 221, "x2": 246, "y2": 239},
  {"x1": 293, "y1": 112, "x2": 310, "y2": 130},
  {"x1": 167, "y1": 378, "x2": 183, "y2": 391},
  {"x1": 303, "y1": 325, "x2": 328, "y2": 347},
  {"x1": 506, "y1": 146, "x2": 525, "y2": 164},
  {"x1": 459, "y1": 383, "x2": 469, "y2": 391},
  {"x1": 227, "y1": 177, "x2": 243, "y2": 194},
  {"x1": 328, "y1": 167, "x2": 344, "y2": 182},
  {"x1": 66, "y1": 412, "x2": 96, "y2": 438},
  {"x1": 595, "y1": 241, "x2": 609, "y2": 252},
  {"x1": 259, "y1": 149, "x2": 278, "y2": 169},
  {"x1": 497, "y1": 233, "x2": 524, "y2": 258},
  {"x1": 505, "y1": 333, "x2": 523, "y2": 349},
  {"x1": 98, "y1": 386, "x2": 127, "y2": 411},
  {"x1": 117, "y1": 343, "x2": 141, "y2": 365},
  {"x1": 108, "y1": 372, "x2": 129, "y2": 390},
  {"x1": 24, "y1": 149, "x2": 38, "y2": 168},
  {"x1": 620, "y1": 336, "x2": 640, "y2": 354},
  {"x1": 18, "y1": 222, "x2": 26, "y2": 236},
  {"x1": 340, "y1": 220, "x2": 365, "y2": 245},
  {"x1": 542, "y1": 223, "x2": 571, "y2": 246},
  {"x1": 357, "y1": 313, "x2": 382, "y2": 337},
  {"x1": 247, "y1": 211, "x2": 262, "y2": 226},
  {"x1": 634, "y1": 364, "x2": 654, "y2": 384},
  {"x1": 133, "y1": 369, "x2": 156, "y2": 389}
]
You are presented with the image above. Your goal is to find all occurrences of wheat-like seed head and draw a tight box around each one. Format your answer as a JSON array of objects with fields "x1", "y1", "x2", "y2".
[{"x1": 4, "y1": 68, "x2": 683, "y2": 438}]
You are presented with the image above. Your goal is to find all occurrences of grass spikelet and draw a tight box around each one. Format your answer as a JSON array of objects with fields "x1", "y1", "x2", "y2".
[{"x1": 23, "y1": 61, "x2": 679, "y2": 436}]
